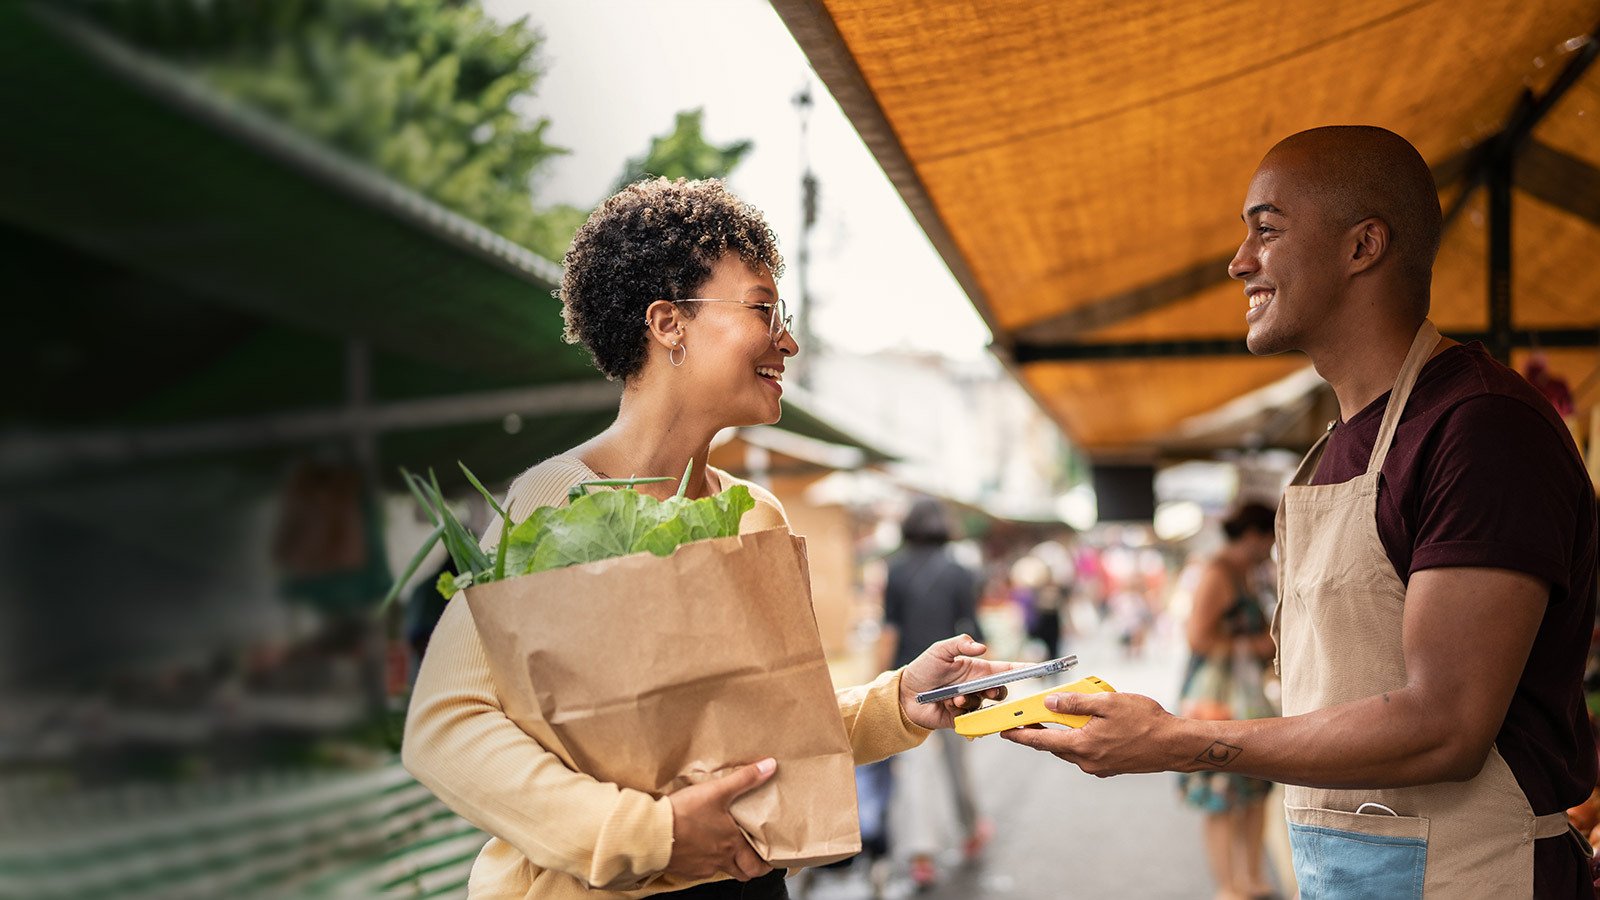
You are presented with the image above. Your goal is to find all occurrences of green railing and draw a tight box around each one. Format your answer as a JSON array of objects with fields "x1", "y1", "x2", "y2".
[{"x1": 0, "y1": 761, "x2": 479, "y2": 899}]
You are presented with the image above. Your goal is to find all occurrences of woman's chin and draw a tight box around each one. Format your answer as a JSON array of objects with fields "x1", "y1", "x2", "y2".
[
  {"x1": 714, "y1": 403, "x2": 781, "y2": 430},
  {"x1": 747, "y1": 392, "x2": 783, "y2": 426}
]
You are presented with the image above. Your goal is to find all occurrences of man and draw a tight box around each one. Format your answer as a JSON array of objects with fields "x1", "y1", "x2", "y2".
[
  {"x1": 877, "y1": 498, "x2": 991, "y2": 889},
  {"x1": 1005, "y1": 126, "x2": 1598, "y2": 898}
]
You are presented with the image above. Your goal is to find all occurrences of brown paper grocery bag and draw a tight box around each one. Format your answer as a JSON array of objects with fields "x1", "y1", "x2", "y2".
[{"x1": 465, "y1": 526, "x2": 861, "y2": 867}]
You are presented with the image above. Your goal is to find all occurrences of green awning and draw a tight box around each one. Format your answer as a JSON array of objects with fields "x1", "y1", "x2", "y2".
[{"x1": 1, "y1": 4, "x2": 890, "y2": 489}]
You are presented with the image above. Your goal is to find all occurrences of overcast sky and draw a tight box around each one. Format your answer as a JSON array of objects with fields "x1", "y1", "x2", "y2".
[{"x1": 485, "y1": 0, "x2": 992, "y2": 361}]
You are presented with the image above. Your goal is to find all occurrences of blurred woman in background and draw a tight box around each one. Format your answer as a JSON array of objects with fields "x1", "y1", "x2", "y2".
[{"x1": 1176, "y1": 503, "x2": 1280, "y2": 900}]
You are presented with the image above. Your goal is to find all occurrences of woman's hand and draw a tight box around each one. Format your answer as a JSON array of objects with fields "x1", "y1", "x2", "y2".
[
  {"x1": 898, "y1": 635, "x2": 1022, "y2": 730},
  {"x1": 664, "y1": 759, "x2": 776, "y2": 882}
]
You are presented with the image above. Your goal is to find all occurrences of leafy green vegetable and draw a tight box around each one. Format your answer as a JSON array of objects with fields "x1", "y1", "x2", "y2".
[
  {"x1": 630, "y1": 489, "x2": 756, "y2": 560},
  {"x1": 459, "y1": 462, "x2": 511, "y2": 582},
  {"x1": 429, "y1": 468, "x2": 493, "y2": 577},
  {"x1": 379, "y1": 468, "x2": 491, "y2": 612},
  {"x1": 437, "y1": 570, "x2": 474, "y2": 596},
  {"x1": 512, "y1": 483, "x2": 754, "y2": 575},
  {"x1": 378, "y1": 459, "x2": 754, "y2": 612},
  {"x1": 502, "y1": 504, "x2": 559, "y2": 579},
  {"x1": 568, "y1": 476, "x2": 672, "y2": 505}
]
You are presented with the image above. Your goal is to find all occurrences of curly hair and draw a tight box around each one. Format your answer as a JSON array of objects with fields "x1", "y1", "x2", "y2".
[{"x1": 559, "y1": 177, "x2": 785, "y2": 381}]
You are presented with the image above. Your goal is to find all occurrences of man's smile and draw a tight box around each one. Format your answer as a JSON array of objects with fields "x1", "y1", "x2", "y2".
[{"x1": 1246, "y1": 285, "x2": 1276, "y2": 322}]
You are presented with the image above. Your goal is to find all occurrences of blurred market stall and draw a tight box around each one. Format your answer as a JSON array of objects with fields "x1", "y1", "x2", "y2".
[{"x1": 0, "y1": 5, "x2": 896, "y2": 896}]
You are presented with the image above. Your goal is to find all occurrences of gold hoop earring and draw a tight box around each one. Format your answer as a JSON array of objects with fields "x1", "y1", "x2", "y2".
[{"x1": 670, "y1": 342, "x2": 686, "y2": 367}]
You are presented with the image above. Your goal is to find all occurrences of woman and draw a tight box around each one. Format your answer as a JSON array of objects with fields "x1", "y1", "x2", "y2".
[
  {"x1": 1176, "y1": 503, "x2": 1279, "y2": 900},
  {"x1": 402, "y1": 177, "x2": 1012, "y2": 900}
]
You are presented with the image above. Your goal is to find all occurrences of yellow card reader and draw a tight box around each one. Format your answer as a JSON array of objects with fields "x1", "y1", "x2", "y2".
[{"x1": 954, "y1": 676, "x2": 1116, "y2": 738}]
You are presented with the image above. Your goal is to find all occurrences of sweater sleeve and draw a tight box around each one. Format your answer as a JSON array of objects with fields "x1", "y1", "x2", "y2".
[
  {"x1": 402, "y1": 599, "x2": 674, "y2": 889},
  {"x1": 837, "y1": 667, "x2": 933, "y2": 764},
  {"x1": 400, "y1": 458, "x2": 674, "y2": 891}
]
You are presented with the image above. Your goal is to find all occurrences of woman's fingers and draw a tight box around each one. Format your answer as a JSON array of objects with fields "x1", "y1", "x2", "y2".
[
  {"x1": 732, "y1": 846, "x2": 773, "y2": 881},
  {"x1": 928, "y1": 633, "x2": 983, "y2": 663},
  {"x1": 664, "y1": 759, "x2": 776, "y2": 880}
]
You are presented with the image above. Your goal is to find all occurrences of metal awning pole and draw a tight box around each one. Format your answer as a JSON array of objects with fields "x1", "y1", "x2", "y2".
[
  {"x1": 1488, "y1": 139, "x2": 1515, "y2": 366},
  {"x1": 1479, "y1": 28, "x2": 1600, "y2": 365}
]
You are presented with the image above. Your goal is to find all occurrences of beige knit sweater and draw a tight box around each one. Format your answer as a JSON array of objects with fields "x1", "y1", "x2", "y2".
[{"x1": 402, "y1": 456, "x2": 929, "y2": 899}]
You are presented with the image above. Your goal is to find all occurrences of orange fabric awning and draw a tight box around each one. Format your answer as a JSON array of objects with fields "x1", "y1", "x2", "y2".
[{"x1": 774, "y1": 0, "x2": 1600, "y2": 455}]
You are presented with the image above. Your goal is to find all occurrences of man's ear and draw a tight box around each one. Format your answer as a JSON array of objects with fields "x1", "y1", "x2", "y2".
[
  {"x1": 1348, "y1": 217, "x2": 1389, "y2": 275},
  {"x1": 643, "y1": 300, "x2": 686, "y2": 350}
]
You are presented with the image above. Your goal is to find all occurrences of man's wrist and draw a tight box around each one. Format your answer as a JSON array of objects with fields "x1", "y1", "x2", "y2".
[{"x1": 1169, "y1": 718, "x2": 1247, "y2": 774}]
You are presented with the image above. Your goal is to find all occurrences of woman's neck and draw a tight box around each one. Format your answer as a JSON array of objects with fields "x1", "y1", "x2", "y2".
[{"x1": 576, "y1": 383, "x2": 721, "y2": 500}]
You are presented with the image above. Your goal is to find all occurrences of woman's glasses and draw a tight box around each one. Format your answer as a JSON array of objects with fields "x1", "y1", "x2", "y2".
[{"x1": 672, "y1": 298, "x2": 793, "y2": 347}]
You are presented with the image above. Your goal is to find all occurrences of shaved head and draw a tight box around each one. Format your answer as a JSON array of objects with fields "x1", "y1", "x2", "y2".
[{"x1": 1265, "y1": 126, "x2": 1442, "y2": 303}]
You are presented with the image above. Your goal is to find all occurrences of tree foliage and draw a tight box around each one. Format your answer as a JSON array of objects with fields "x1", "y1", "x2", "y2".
[
  {"x1": 73, "y1": 1, "x2": 754, "y2": 264},
  {"x1": 72, "y1": 0, "x2": 584, "y2": 261},
  {"x1": 615, "y1": 109, "x2": 753, "y2": 193}
]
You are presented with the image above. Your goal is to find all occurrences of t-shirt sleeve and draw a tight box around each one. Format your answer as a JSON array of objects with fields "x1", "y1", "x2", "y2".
[{"x1": 1408, "y1": 395, "x2": 1580, "y2": 597}]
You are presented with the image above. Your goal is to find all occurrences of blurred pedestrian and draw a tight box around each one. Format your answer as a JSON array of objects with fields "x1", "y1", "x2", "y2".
[
  {"x1": 1176, "y1": 503, "x2": 1279, "y2": 900},
  {"x1": 854, "y1": 759, "x2": 894, "y2": 898},
  {"x1": 1109, "y1": 573, "x2": 1154, "y2": 658},
  {"x1": 879, "y1": 498, "x2": 993, "y2": 890},
  {"x1": 1030, "y1": 580, "x2": 1067, "y2": 659}
]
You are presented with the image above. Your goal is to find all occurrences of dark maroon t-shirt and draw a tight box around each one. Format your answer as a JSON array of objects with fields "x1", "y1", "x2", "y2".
[{"x1": 1310, "y1": 341, "x2": 1598, "y2": 898}]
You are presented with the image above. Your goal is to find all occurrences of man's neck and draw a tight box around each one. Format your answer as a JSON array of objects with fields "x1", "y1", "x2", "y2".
[{"x1": 1306, "y1": 308, "x2": 1429, "y2": 422}]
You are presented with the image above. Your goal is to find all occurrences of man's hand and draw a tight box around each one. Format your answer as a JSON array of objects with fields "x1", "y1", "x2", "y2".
[
  {"x1": 1005, "y1": 567, "x2": 1549, "y2": 788},
  {"x1": 1001, "y1": 691, "x2": 1181, "y2": 777},
  {"x1": 664, "y1": 759, "x2": 776, "y2": 882},
  {"x1": 898, "y1": 635, "x2": 1024, "y2": 730}
]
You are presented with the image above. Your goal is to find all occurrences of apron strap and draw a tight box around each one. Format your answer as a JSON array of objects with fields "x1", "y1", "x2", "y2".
[
  {"x1": 1536, "y1": 811, "x2": 1576, "y2": 840},
  {"x1": 1541, "y1": 813, "x2": 1597, "y2": 858},
  {"x1": 1366, "y1": 320, "x2": 1441, "y2": 475}
]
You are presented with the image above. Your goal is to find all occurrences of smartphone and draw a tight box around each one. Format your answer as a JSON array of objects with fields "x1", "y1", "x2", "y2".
[{"x1": 914, "y1": 655, "x2": 1078, "y2": 704}]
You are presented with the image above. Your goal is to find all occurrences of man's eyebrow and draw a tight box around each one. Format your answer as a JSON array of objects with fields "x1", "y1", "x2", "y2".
[{"x1": 1242, "y1": 203, "x2": 1282, "y2": 221}]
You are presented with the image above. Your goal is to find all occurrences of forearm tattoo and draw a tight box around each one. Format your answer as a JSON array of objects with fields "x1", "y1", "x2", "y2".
[{"x1": 1196, "y1": 741, "x2": 1243, "y2": 768}]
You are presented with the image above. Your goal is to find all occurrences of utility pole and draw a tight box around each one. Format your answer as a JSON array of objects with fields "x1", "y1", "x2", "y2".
[{"x1": 793, "y1": 82, "x2": 818, "y2": 388}]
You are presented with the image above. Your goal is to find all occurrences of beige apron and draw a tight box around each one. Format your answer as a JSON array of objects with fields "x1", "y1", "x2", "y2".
[{"x1": 1272, "y1": 320, "x2": 1572, "y2": 898}]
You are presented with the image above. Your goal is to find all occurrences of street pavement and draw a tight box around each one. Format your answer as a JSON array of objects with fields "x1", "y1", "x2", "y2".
[{"x1": 797, "y1": 618, "x2": 1287, "y2": 900}]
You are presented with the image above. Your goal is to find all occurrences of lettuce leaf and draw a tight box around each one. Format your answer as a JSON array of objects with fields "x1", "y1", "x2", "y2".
[
  {"x1": 437, "y1": 570, "x2": 473, "y2": 597},
  {"x1": 631, "y1": 488, "x2": 756, "y2": 558},
  {"x1": 511, "y1": 483, "x2": 755, "y2": 575}
]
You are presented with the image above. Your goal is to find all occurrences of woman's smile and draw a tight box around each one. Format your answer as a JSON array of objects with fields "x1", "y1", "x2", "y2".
[{"x1": 756, "y1": 365, "x2": 784, "y2": 394}]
